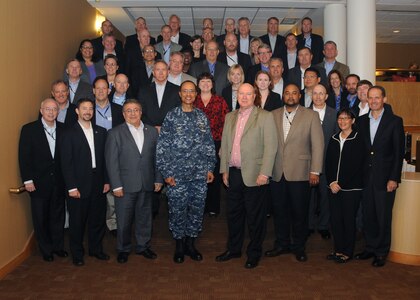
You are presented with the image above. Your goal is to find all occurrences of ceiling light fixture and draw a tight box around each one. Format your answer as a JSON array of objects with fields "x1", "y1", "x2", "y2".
[{"x1": 393, "y1": 30, "x2": 400, "y2": 33}]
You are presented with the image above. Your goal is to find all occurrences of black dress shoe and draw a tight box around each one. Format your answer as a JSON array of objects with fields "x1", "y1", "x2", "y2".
[
  {"x1": 244, "y1": 258, "x2": 259, "y2": 269},
  {"x1": 72, "y1": 258, "x2": 84, "y2": 266},
  {"x1": 117, "y1": 252, "x2": 129, "y2": 264},
  {"x1": 372, "y1": 256, "x2": 386, "y2": 267},
  {"x1": 52, "y1": 250, "x2": 68, "y2": 257},
  {"x1": 295, "y1": 251, "x2": 308, "y2": 262},
  {"x1": 136, "y1": 248, "x2": 157, "y2": 259},
  {"x1": 354, "y1": 251, "x2": 375, "y2": 260},
  {"x1": 89, "y1": 252, "x2": 110, "y2": 260},
  {"x1": 318, "y1": 230, "x2": 331, "y2": 240},
  {"x1": 264, "y1": 247, "x2": 291, "y2": 257},
  {"x1": 173, "y1": 252, "x2": 184, "y2": 264},
  {"x1": 42, "y1": 254, "x2": 54, "y2": 262},
  {"x1": 326, "y1": 253, "x2": 339, "y2": 261},
  {"x1": 215, "y1": 250, "x2": 241, "y2": 262}
]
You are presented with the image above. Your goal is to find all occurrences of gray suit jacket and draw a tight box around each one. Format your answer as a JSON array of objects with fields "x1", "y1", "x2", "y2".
[
  {"x1": 271, "y1": 106, "x2": 324, "y2": 182},
  {"x1": 105, "y1": 122, "x2": 163, "y2": 193},
  {"x1": 69, "y1": 80, "x2": 94, "y2": 104},
  {"x1": 220, "y1": 107, "x2": 278, "y2": 187},
  {"x1": 316, "y1": 60, "x2": 350, "y2": 78},
  {"x1": 154, "y1": 41, "x2": 182, "y2": 61},
  {"x1": 189, "y1": 60, "x2": 229, "y2": 95}
]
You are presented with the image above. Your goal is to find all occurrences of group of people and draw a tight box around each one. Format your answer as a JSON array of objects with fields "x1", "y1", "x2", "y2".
[{"x1": 19, "y1": 14, "x2": 405, "y2": 269}]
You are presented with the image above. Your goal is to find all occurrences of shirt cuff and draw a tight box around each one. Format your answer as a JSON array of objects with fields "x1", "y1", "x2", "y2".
[
  {"x1": 113, "y1": 187, "x2": 123, "y2": 192},
  {"x1": 310, "y1": 172, "x2": 320, "y2": 176},
  {"x1": 24, "y1": 180, "x2": 33, "y2": 185},
  {"x1": 68, "y1": 188, "x2": 77, "y2": 193}
]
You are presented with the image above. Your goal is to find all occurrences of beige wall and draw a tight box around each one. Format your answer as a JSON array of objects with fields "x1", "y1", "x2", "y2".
[
  {"x1": 377, "y1": 43, "x2": 420, "y2": 69},
  {"x1": 0, "y1": 0, "x2": 96, "y2": 269}
]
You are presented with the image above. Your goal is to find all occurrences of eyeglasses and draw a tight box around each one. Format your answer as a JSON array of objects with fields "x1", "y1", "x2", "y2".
[{"x1": 124, "y1": 108, "x2": 141, "y2": 114}]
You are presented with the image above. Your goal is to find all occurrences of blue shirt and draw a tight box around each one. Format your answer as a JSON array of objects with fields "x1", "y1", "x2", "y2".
[
  {"x1": 347, "y1": 94, "x2": 357, "y2": 108},
  {"x1": 325, "y1": 60, "x2": 335, "y2": 76},
  {"x1": 369, "y1": 108, "x2": 385, "y2": 145},
  {"x1": 96, "y1": 102, "x2": 112, "y2": 131},
  {"x1": 112, "y1": 93, "x2": 126, "y2": 106}
]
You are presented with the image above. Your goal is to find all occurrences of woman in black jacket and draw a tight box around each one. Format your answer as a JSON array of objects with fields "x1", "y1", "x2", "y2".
[{"x1": 325, "y1": 108, "x2": 365, "y2": 263}]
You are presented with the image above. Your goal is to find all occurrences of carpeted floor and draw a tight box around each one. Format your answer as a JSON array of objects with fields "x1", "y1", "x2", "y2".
[{"x1": 1, "y1": 197, "x2": 420, "y2": 299}]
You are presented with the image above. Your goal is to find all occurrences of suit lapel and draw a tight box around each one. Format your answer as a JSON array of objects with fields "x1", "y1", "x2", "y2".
[
  {"x1": 372, "y1": 110, "x2": 390, "y2": 147},
  {"x1": 123, "y1": 123, "x2": 142, "y2": 156},
  {"x1": 242, "y1": 107, "x2": 257, "y2": 137},
  {"x1": 285, "y1": 106, "x2": 303, "y2": 144},
  {"x1": 277, "y1": 108, "x2": 285, "y2": 148},
  {"x1": 37, "y1": 120, "x2": 54, "y2": 160}
]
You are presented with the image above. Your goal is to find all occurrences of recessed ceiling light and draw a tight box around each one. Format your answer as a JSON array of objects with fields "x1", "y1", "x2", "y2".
[{"x1": 393, "y1": 30, "x2": 400, "y2": 33}]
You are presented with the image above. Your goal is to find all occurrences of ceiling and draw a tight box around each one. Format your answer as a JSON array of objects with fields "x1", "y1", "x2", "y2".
[{"x1": 87, "y1": 0, "x2": 420, "y2": 44}]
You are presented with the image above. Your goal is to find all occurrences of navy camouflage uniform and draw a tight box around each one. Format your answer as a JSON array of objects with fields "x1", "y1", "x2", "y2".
[{"x1": 156, "y1": 106, "x2": 216, "y2": 239}]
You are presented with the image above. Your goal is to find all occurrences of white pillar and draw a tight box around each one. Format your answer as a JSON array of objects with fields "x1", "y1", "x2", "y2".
[
  {"x1": 324, "y1": 4, "x2": 347, "y2": 63},
  {"x1": 347, "y1": 0, "x2": 376, "y2": 83}
]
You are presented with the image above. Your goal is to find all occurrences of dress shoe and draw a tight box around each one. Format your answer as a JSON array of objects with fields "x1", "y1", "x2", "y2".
[
  {"x1": 336, "y1": 255, "x2": 352, "y2": 264},
  {"x1": 89, "y1": 252, "x2": 110, "y2": 260},
  {"x1": 137, "y1": 248, "x2": 157, "y2": 260},
  {"x1": 244, "y1": 258, "x2": 259, "y2": 269},
  {"x1": 326, "y1": 253, "x2": 339, "y2": 261},
  {"x1": 354, "y1": 251, "x2": 375, "y2": 260},
  {"x1": 52, "y1": 250, "x2": 68, "y2": 257},
  {"x1": 215, "y1": 250, "x2": 242, "y2": 262},
  {"x1": 264, "y1": 247, "x2": 291, "y2": 257},
  {"x1": 184, "y1": 236, "x2": 203, "y2": 261},
  {"x1": 372, "y1": 256, "x2": 386, "y2": 267},
  {"x1": 318, "y1": 230, "x2": 331, "y2": 240},
  {"x1": 208, "y1": 212, "x2": 218, "y2": 218},
  {"x1": 117, "y1": 252, "x2": 129, "y2": 264},
  {"x1": 72, "y1": 258, "x2": 84, "y2": 266},
  {"x1": 295, "y1": 251, "x2": 308, "y2": 262},
  {"x1": 42, "y1": 254, "x2": 54, "y2": 262}
]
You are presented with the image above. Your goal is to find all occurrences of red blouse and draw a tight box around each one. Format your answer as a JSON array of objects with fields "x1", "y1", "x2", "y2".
[{"x1": 194, "y1": 94, "x2": 229, "y2": 141}]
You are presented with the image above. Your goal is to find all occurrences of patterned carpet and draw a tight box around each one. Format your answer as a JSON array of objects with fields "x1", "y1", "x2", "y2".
[{"x1": 1, "y1": 197, "x2": 420, "y2": 299}]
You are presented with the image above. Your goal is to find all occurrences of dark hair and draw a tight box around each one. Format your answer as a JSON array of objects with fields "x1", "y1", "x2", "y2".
[
  {"x1": 190, "y1": 35, "x2": 203, "y2": 44},
  {"x1": 254, "y1": 71, "x2": 273, "y2": 108},
  {"x1": 328, "y1": 69, "x2": 344, "y2": 90},
  {"x1": 267, "y1": 17, "x2": 279, "y2": 24},
  {"x1": 369, "y1": 85, "x2": 386, "y2": 97},
  {"x1": 123, "y1": 99, "x2": 142, "y2": 110},
  {"x1": 297, "y1": 46, "x2": 313, "y2": 56},
  {"x1": 104, "y1": 54, "x2": 119, "y2": 66},
  {"x1": 345, "y1": 73, "x2": 361, "y2": 82},
  {"x1": 76, "y1": 39, "x2": 100, "y2": 63},
  {"x1": 337, "y1": 107, "x2": 356, "y2": 120},
  {"x1": 301, "y1": 17, "x2": 313, "y2": 24},
  {"x1": 76, "y1": 98, "x2": 94, "y2": 109},
  {"x1": 51, "y1": 79, "x2": 68, "y2": 91},
  {"x1": 304, "y1": 67, "x2": 321, "y2": 78},
  {"x1": 197, "y1": 72, "x2": 216, "y2": 95},
  {"x1": 285, "y1": 33, "x2": 297, "y2": 39},
  {"x1": 93, "y1": 77, "x2": 109, "y2": 88},
  {"x1": 357, "y1": 79, "x2": 373, "y2": 89},
  {"x1": 180, "y1": 80, "x2": 198, "y2": 93}
]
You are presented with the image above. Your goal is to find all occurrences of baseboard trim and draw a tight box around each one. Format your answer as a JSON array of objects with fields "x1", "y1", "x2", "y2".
[
  {"x1": 0, "y1": 232, "x2": 35, "y2": 280},
  {"x1": 388, "y1": 251, "x2": 420, "y2": 266}
]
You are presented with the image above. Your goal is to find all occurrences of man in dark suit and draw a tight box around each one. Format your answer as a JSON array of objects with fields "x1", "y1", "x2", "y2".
[
  {"x1": 51, "y1": 80, "x2": 77, "y2": 128},
  {"x1": 246, "y1": 43, "x2": 272, "y2": 84},
  {"x1": 216, "y1": 18, "x2": 236, "y2": 52},
  {"x1": 189, "y1": 41, "x2": 229, "y2": 95},
  {"x1": 105, "y1": 99, "x2": 163, "y2": 264},
  {"x1": 60, "y1": 98, "x2": 110, "y2": 266},
  {"x1": 287, "y1": 47, "x2": 327, "y2": 90},
  {"x1": 216, "y1": 83, "x2": 278, "y2": 269},
  {"x1": 355, "y1": 86, "x2": 404, "y2": 267},
  {"x1": 129, "y1": 44, "x2": 156, "y2": 97},
  {"x1": 281, "y1": 33, "x2": 299, "y2": 77},
  {"x1": 109, "y1": 74, "x2": 132, "y2": 106},
  {"x1": 91, "y1": 20, "x2": 123, "y2": 59},
  {"x1": 19, "y1": 98, "x2": 67, "y2": 262},
  {"x1": 125, "y1": 17, "x2": 156, "y2": 53},
  {"x1": 237, "y1": 17, "x2": 254, "y2": 55},
  {"x1": 266, "y1": 83, "x2": 324, "y2": 262},
  {"x1": 217, "y1": 33, "x2": 252, "y2": 73},
  {"x1": 65, "y1": 59, "x2": 94, "y2": 104},
  {"x1": 260, "y1": 17, "x2": 286, "y2": 59},
  {"x1": 269, "y1": 57, "x2": 287, "y2": 95},
  {"x1": 308, "y1": 84, "x2": 338, "y2": 240},
  {"x1": 297, "y1": 17, "x2": 324, "y2": 64},
  {"x1": 157, "y1": 14, "x2": 191, "y2": 51},
  {"x1": 100, "y1": 34, "x2": 125, "y2": 74}
]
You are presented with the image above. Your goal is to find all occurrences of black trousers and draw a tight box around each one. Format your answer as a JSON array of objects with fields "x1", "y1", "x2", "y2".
[
  {"x1": 362, "y1": 176, "x2": 396, "y2": 257},
  {"x1": 67, "y1": 172, "x2": 107, "y2": 259},
  {"x1": 205, "y1": 140, "x2": 221, "y2": 214},
  {"x1": 270, "y1": 176, "x2": 310, "y2": 252},
  {"x1": 226, "y1": 167, "x2": 268, "y2": 259},
  {"x1": 30, "y1": 186, "x2": 65, "y2": 256},
  {"x1": 329, "y1": 190, "x2": 361, "y2": 257}
]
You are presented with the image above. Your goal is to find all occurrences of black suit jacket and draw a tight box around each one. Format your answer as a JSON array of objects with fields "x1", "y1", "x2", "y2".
[
  {"x1": 19, "y1": 120, "x2": 64, "y2": 197},
  {"x1": 222, "y1": 85, "x2": 239, "y2": 111},
  {"x1": 129, "y1": 61, "x2": 154, "y2": 97},
  {"x1": 357, "y1": 109, "x2": 405, "y2": 189},
  {"x1": 236, "y1": 34, "x2": 254, "y2": 54},
  {"x1": 287, "y1": 65, "x2": 328, "y2": 90},
  {"x1": 297, "y1": 33, "x2": 324, "y2": 64},
  {"x1": 326, "y1": 88, "x2": 349, "y2": 111},
  {"x1": 245, "y1": 63, "x2": 266, "y2": 84},
  {"x1": 37, "y1": 103, "x2": 78, "y2": 129},
  {"x1": 260, "y1": 34, "x2": 286, "y2": 59},
  {"x1": 137, "y1": 81, "x2": 181, "y2": 127},
  {"x1": 157, "y1": 32, "x2": 191, "y2": 50},
  {"x1": 109, "y1": 89, "x2": 134, "y2": 105},
  {"x1": 125, "y1": 34, "x2": 156, "y2": 53},
  {"x1": 92, "y1": 101, "x2": 124, "y2": 129},
  {"x1": 263, "y1": 91, "x2": 283, "y2": 111},
  {"x1": 91, "y1": 36, "x2": 124, "y2": 60},
  {"x1": 280, "y1": 51, "x2": 299, "y2": 77},
  {"x1": 217, "y1": 51, "x2": 252, "y2": 74},
  {"x1": 61, "y1": 122, "x2": 108, "y2": 196}
]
